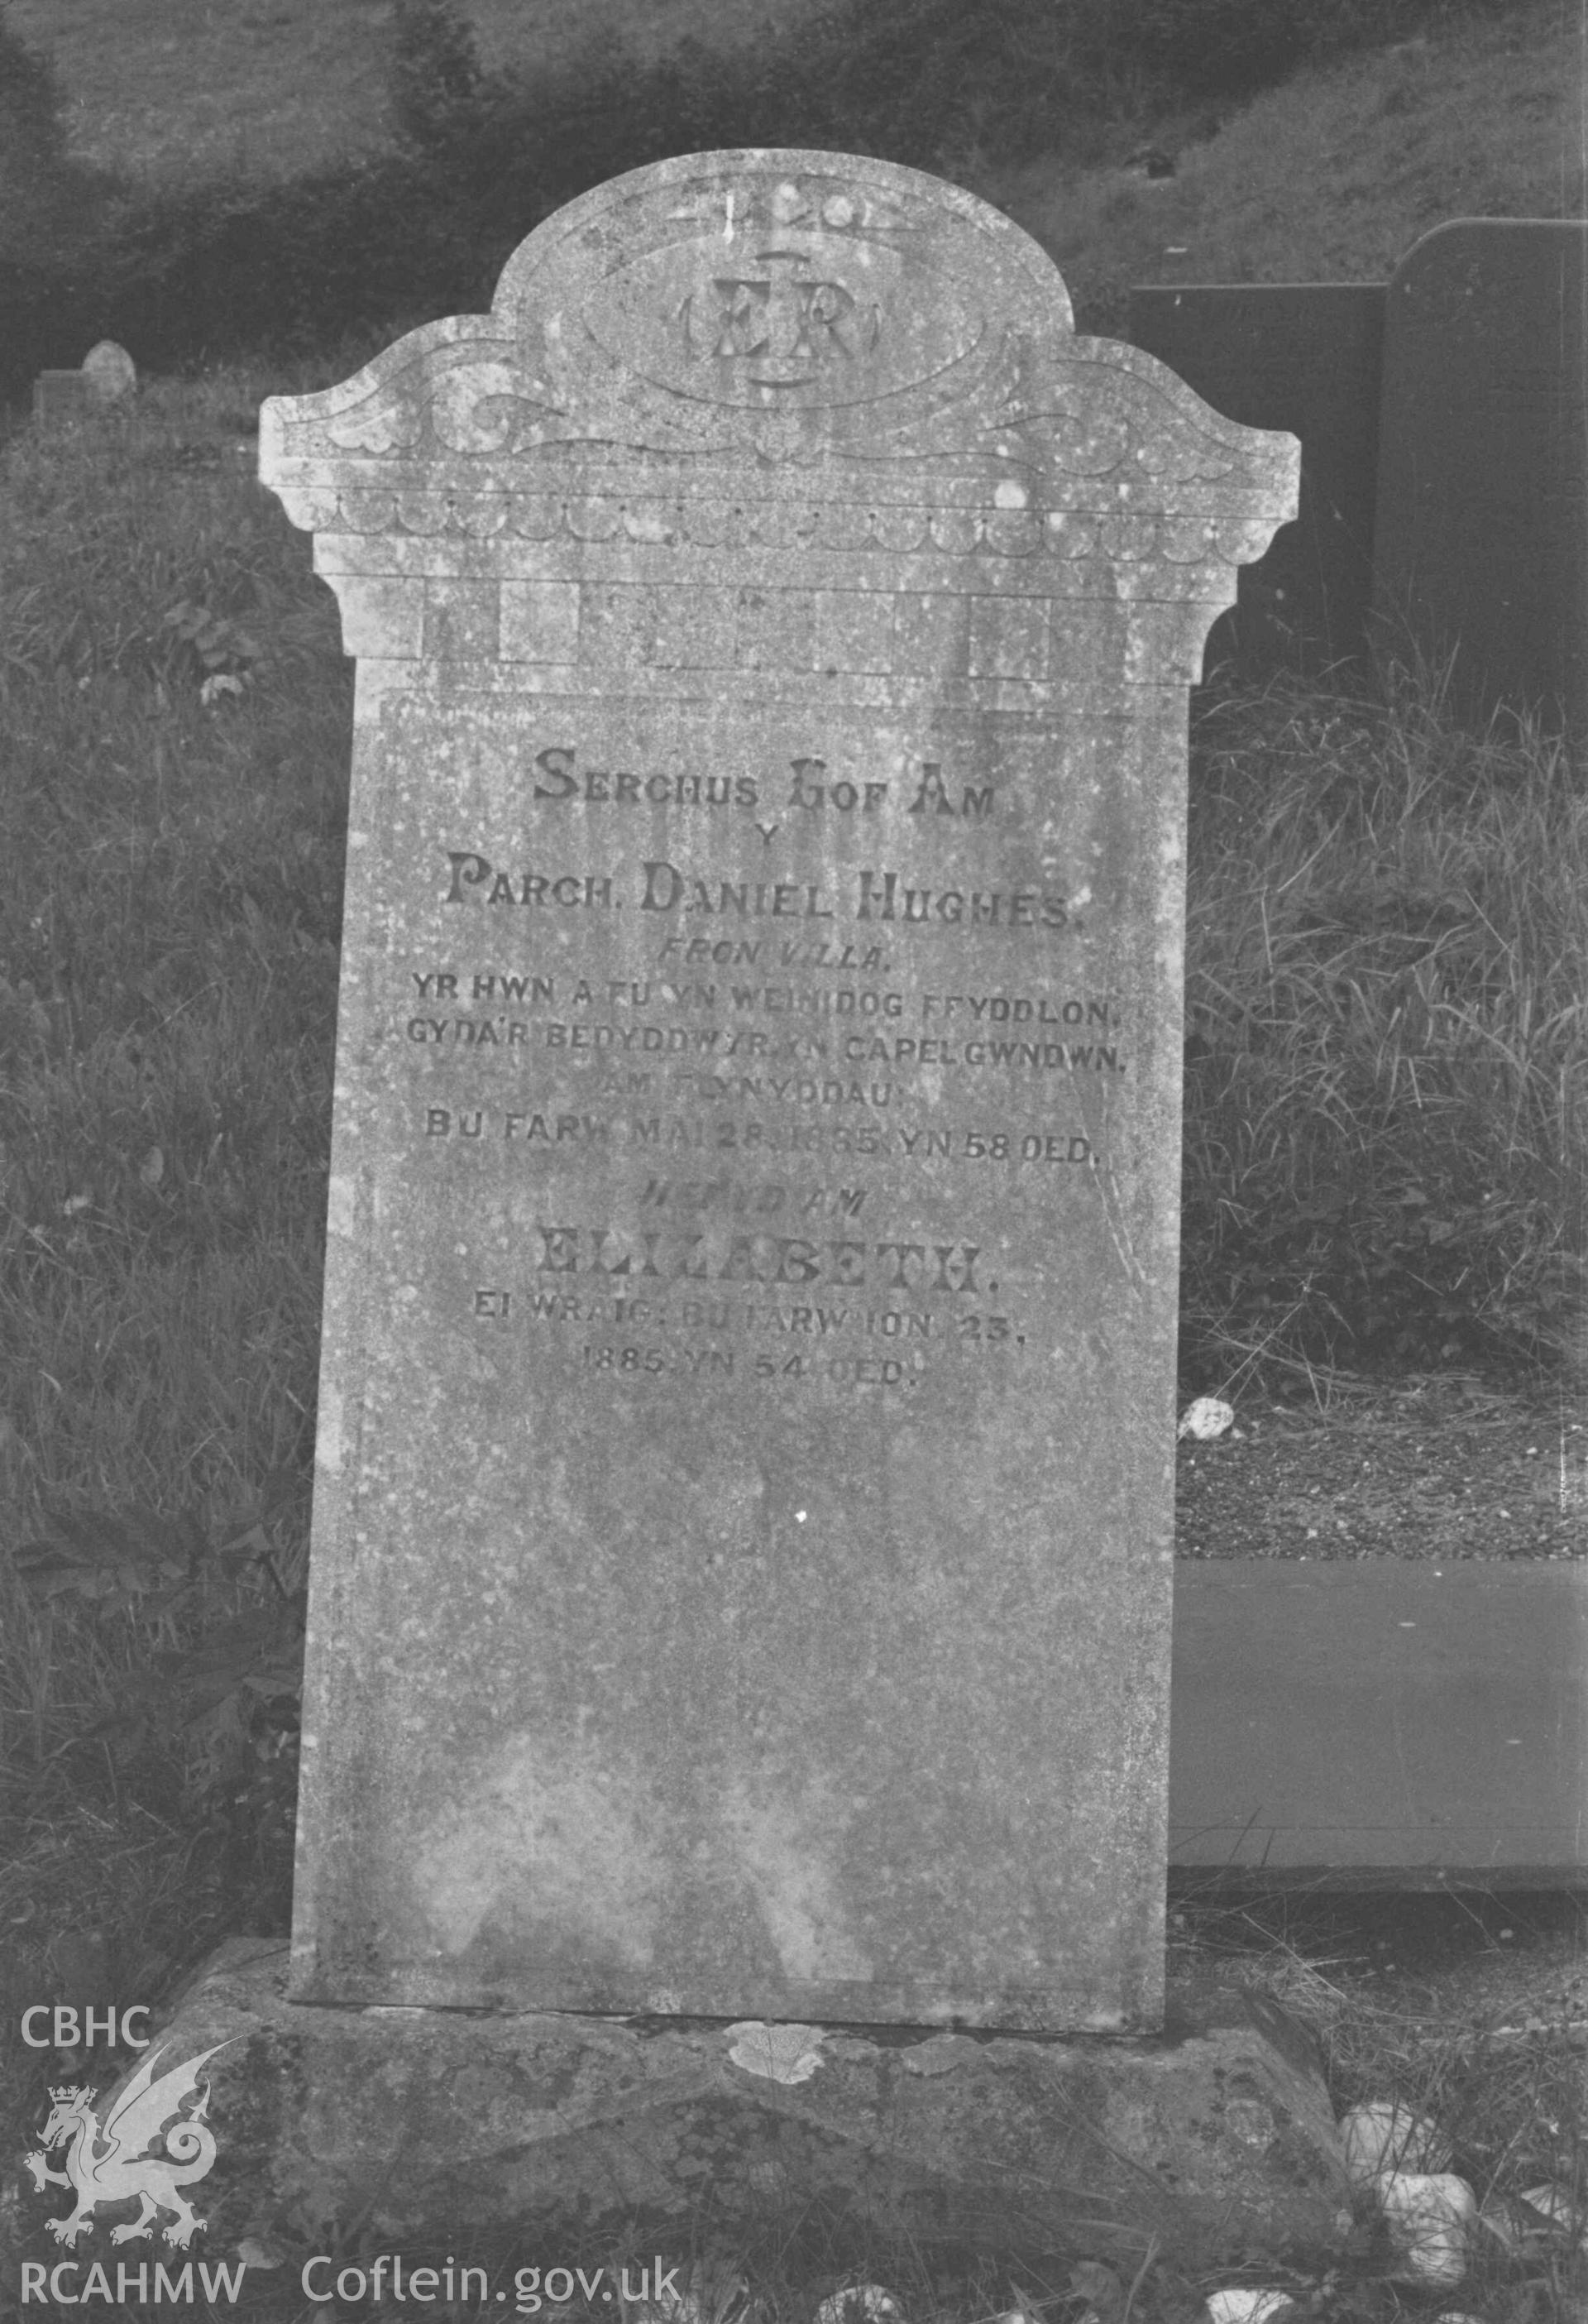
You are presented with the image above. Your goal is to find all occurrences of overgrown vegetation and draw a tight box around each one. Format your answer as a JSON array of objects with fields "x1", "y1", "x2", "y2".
[
  {"x1": 0, "y1": 0, "x2": 110, "y2": 262},
  {"x1": 0, "y1": 379, "x2": 343, "y2": 2039},
  {"x1": 0, "y1": 0, "x2": 118, "y2": 392},
  {"x1": 1180, "y1": 673, "x2": 1588, "y2": 1396}
]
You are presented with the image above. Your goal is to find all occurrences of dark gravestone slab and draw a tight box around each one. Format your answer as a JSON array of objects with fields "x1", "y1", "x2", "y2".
[
  {"x1": 1374, "y1": 218, "x2": 1588, "y2": 731},
  {"x1": 1170, "y1": 1561, "x2": 1588, "y2": 1880},
  {"x1": 1129, "y1": 284, "x2": 1385, "y2": 681},
  {"x1": 261, "y1": 151, "x2": 1295, "y2": 2033}
]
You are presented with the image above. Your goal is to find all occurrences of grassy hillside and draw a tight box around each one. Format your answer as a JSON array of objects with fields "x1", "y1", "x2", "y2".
[
  {"x1": 7, "y1": 0, "x2": 1583, "y2": 305},
  {"x1": 3, "y1": 0, "x2": 823, "y2": 184},
  {"x1": 978, "y1": 0, "x2": 1584, "y2": 323},
  {"x1": 6, "y1": 0, "x2": 394, "y2": 184}
]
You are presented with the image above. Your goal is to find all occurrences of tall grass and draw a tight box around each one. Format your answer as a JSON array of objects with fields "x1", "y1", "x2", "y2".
[
  {"x1": 1181, "y1": 675, "x2": 1588, "y2": 1394},
  {"x1": 0, "y1": 371, "x2": 354, "y2": 2063}
]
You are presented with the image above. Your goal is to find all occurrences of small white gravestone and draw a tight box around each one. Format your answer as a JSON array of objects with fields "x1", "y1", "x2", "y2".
[{"x1": 81, "y1": 341, "x2": 137, "y2": 404}]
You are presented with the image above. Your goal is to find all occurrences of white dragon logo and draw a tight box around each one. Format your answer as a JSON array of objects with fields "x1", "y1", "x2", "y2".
[{"x1": 24, "y1": 2040, "x2": 229, "y2": 2250}]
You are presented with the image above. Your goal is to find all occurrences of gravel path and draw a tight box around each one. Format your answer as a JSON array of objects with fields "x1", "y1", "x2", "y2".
[{"x1": 1176, "y1": 1371, "x2": 1588, "y2": 1560}]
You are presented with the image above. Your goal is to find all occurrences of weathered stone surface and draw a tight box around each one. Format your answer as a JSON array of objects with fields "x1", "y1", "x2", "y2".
[
  {"x1": 260, "y1": 151, "x2": 1296, "y2": 2031},
  {"x1": 1128, "y1": 284, "x2": 1384, "y2": 680},
  {"x1": 11, "y1": 1940, "x2": 1351, "y2": 2278},
  {"x1": 1374, "y1": 218, "x2": 1588, "y2": 731},
  {"x1": 81, "y1": 340, "x2": 137, "y2": 403}
]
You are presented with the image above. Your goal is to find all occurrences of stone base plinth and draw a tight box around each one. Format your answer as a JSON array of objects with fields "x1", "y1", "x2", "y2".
[{"x1": 13, "y1": 1941, "x2": 1354, "y2": 2290}]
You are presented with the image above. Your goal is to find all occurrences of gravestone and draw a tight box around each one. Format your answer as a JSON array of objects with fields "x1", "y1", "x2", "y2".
[
  {"x1": 81, "y1": 338, "x2": 137, "y2": 403},
  {"x1": 261, "y1": 151, "x2": 1296, "y2": 2034},
  {"x1": 32, "y1": 368, "x2": 93, "y2": 427},
  {"x1": 1129, "y1": 284, "x2": 1384, "y2": 681},
  {"x1": 33, "y1": 342, "x2": 137, "y2": 428},
  {"x1": 1374, "y1": 218, "x2": 1588, "y2": 731}
]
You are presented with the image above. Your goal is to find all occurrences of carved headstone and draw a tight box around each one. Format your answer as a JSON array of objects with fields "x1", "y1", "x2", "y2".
[
  {"x1": 261, "y1": 151, "x2": 1295, "y2": 2032},
  {"x1": 1129, "y1": 284, "x2": 1384, "y2": 681},
  {"x1": 1374, "y1": 218, "x2": 1588, "y2": 731}
]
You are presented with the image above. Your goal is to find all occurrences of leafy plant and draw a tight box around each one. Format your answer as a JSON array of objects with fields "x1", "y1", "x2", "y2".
[{"x1": 160, "y1": 598, "x2": 270, "y2": 697}]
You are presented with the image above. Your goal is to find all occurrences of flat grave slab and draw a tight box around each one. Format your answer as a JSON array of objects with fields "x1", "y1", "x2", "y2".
[
  {"x1": 1170, "y1": 1558, "x2": 1588, "y2": 1881},
  {"x1": 261, "y1": 151, "x2": 1295, "y2": 2031}
]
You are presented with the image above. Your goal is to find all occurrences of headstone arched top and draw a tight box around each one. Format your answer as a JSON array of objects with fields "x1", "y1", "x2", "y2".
[
  {"x1": 261, "y1": 151, "x2": 1297, "y2": 697},
  {"x1": 81, "y1": 340, "x2": 137, "y2": 403}
]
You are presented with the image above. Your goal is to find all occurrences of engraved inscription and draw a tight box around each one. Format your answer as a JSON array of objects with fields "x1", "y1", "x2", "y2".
[
  {"x1": 399, "y1": 961, "x2": 1126, "y2": 1095},
  {"x1": 576, "y1": 172, "x2": 987, "y2": 414},
  {"x1": 682, "y1": 264, "x2": 877, "y2": 384},
  {"x1": 437, "y1": 846, "x2": 1075, "y2": 934},
  {"x1": 404, "y1": 742, "x2": 1117, "y2": 1396}
]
